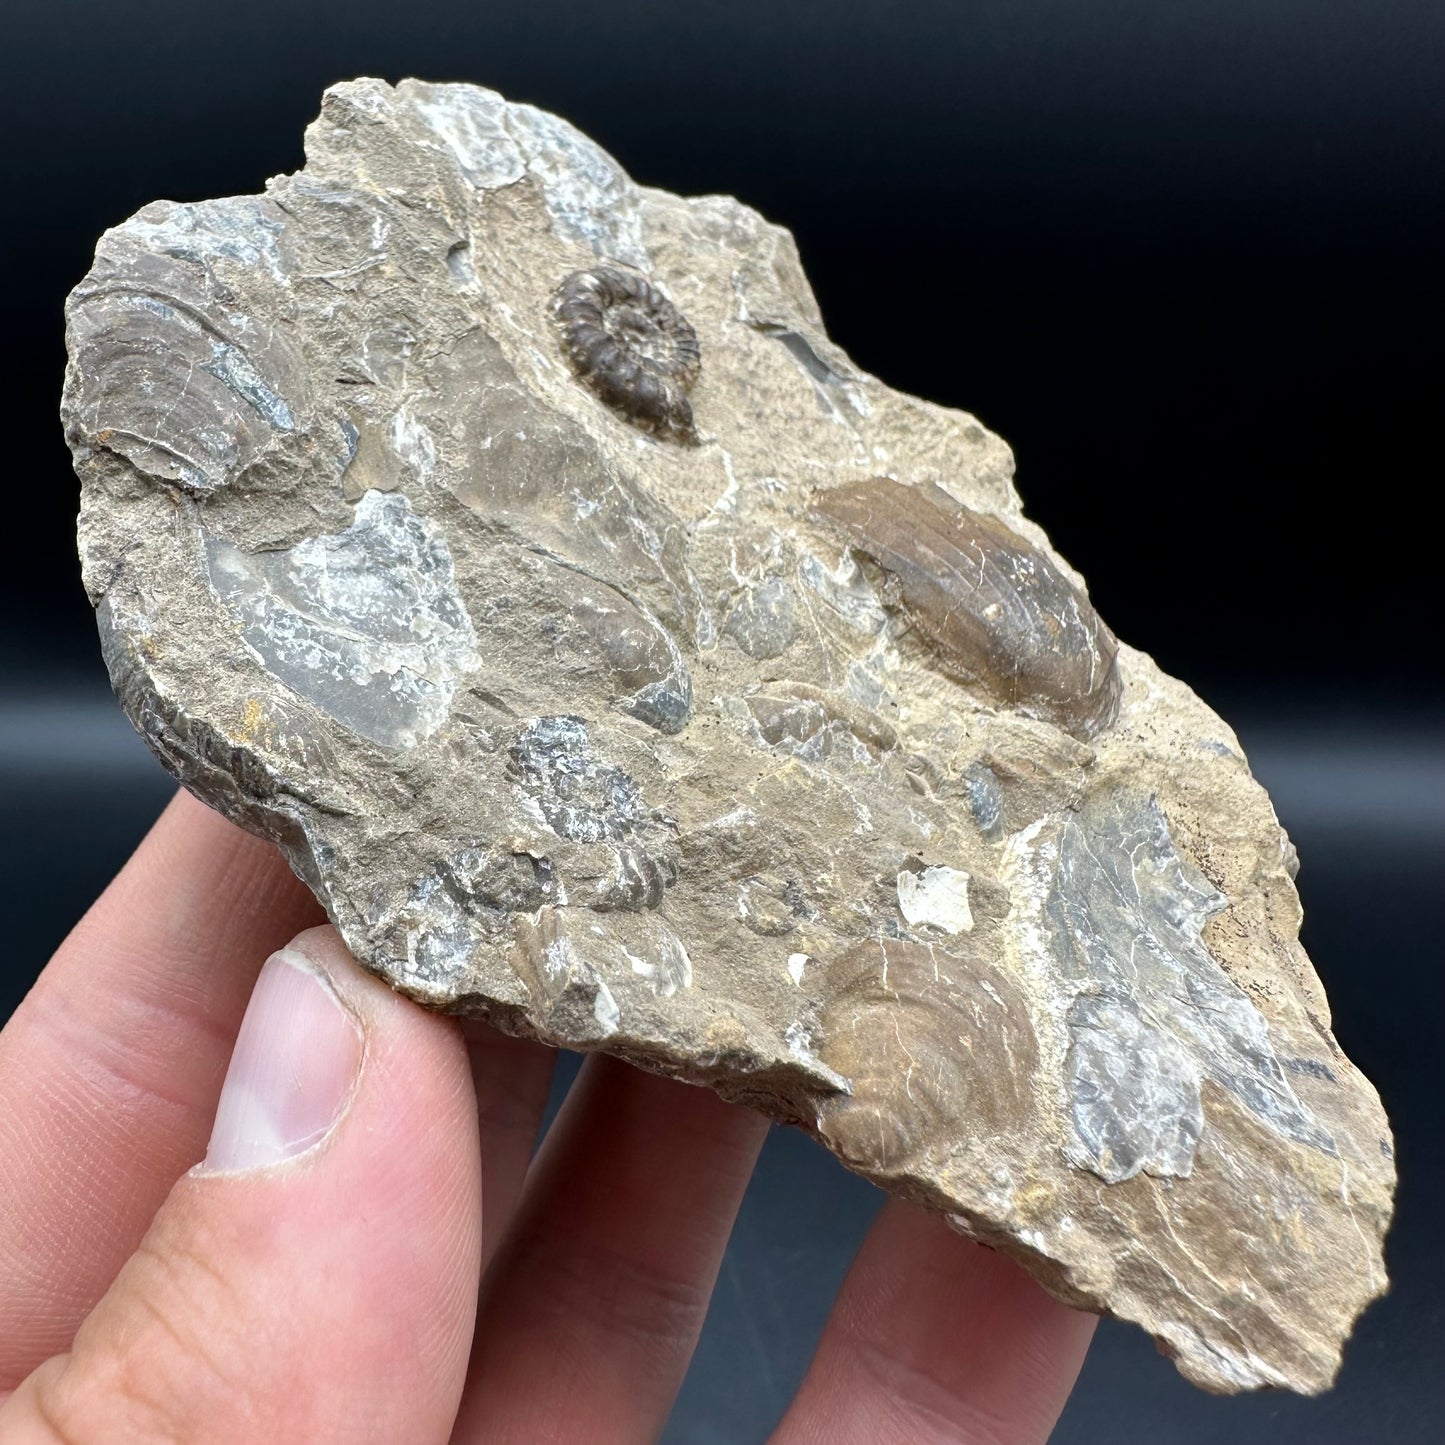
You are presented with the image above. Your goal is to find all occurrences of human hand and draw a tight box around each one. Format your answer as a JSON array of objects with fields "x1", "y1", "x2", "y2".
[{"x1": 0, "y1": 791, "x2": 1095, "y2": 1443}]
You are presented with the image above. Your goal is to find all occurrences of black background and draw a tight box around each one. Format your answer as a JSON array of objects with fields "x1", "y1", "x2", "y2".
[{"x1": 2, "y1": 2, "x2": 1441, "y2": 1440}]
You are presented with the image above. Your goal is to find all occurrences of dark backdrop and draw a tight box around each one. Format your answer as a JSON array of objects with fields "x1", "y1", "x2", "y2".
[{"x1": 2, "y1": 2, "x2": 1441, "y2": 1441}]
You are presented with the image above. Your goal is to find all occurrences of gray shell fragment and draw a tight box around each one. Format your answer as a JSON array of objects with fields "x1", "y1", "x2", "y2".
[
  {"x1": 64, "y1": 77, "x2": 1392, "y2": 1398},
  {"x1": 205, "y1": 491, "x2": 479, "y2": 748},
  {"x1": 1039, "y1": 790, "x2": 1336, "y2": 1183}
]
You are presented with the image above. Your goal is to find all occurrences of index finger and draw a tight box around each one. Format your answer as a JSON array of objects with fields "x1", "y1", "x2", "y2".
[{"x1": 0, "y1": 788, "x2": 323, "y2": 1387}]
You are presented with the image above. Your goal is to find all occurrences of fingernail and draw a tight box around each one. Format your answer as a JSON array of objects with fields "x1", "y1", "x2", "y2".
[{"x1": 199, "y1": 946, "x2": 363, "y2": 1174}]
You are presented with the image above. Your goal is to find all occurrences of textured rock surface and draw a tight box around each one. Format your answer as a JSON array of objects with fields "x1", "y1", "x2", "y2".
[{"x1": 64, "y1": 78, "x2": 1394, "y2": 1394}]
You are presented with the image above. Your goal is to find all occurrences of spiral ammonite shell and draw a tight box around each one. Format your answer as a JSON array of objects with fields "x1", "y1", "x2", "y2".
[{"x1": 552, "y1": 266, "x2": 701, "y2": 444}]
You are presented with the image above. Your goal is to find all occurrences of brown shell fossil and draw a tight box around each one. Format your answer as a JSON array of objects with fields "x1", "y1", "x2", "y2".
[
  {"x1": 812, "y1": 477, "x2": 1123, "y2": 737},
  {"x1": 816, "y1": 938, "x2": 1040, "y2": 1173},
  {"x1": 552, "y1": 266, "x2": 701, "y2": 443}
]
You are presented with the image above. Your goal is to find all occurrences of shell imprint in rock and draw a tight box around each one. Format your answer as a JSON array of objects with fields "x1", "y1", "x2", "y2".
[{"x1": 63, "y1": 78, "x2": 1394, "y2": 1400}]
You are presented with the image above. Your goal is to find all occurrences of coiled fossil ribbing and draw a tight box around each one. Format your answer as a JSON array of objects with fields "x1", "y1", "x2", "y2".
[{"x1": 552, "y1": 266, "x2": 701, "y2": 443}]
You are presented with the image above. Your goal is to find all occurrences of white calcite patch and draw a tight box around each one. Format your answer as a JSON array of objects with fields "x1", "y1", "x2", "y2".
[
  {"x1": 623, "y1": 927, "x2": 694, "y2": 998},
  {"x1": 897, "y1": 865, "x2": 974, "y2": 934},
  {"x1": 592, "y1": 980, "x2": 620, "y2": 1035}
]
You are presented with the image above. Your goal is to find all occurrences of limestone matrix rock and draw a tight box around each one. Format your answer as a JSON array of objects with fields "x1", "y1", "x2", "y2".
[{"x1": 63, "y1": 78, "x2": 1394, "y2": 1394}]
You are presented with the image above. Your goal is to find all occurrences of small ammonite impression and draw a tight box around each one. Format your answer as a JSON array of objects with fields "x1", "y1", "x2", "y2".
[{"x1": 552, "y1": 266, "x2": 701, "y2": 444}]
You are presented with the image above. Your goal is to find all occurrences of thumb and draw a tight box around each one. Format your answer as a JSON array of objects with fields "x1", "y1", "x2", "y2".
[{"x1": 2, "y1": 926, "x2": 482, "y2": 1445}]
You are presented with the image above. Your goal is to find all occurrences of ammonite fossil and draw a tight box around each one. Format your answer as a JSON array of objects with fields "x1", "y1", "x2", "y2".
[{"x1": 552, "y1": 266, "x2": 701, "y2": 443}]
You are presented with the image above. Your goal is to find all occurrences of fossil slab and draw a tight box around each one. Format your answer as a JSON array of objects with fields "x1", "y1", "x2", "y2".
[{"x1": 64, "y1": 78, "x2": 1394, "y2": 1394}]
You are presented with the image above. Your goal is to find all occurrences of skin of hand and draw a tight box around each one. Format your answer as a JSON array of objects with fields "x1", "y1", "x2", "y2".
[{"x1": 0, "y1": 790, "x2": 1095, "y2": 1444}]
